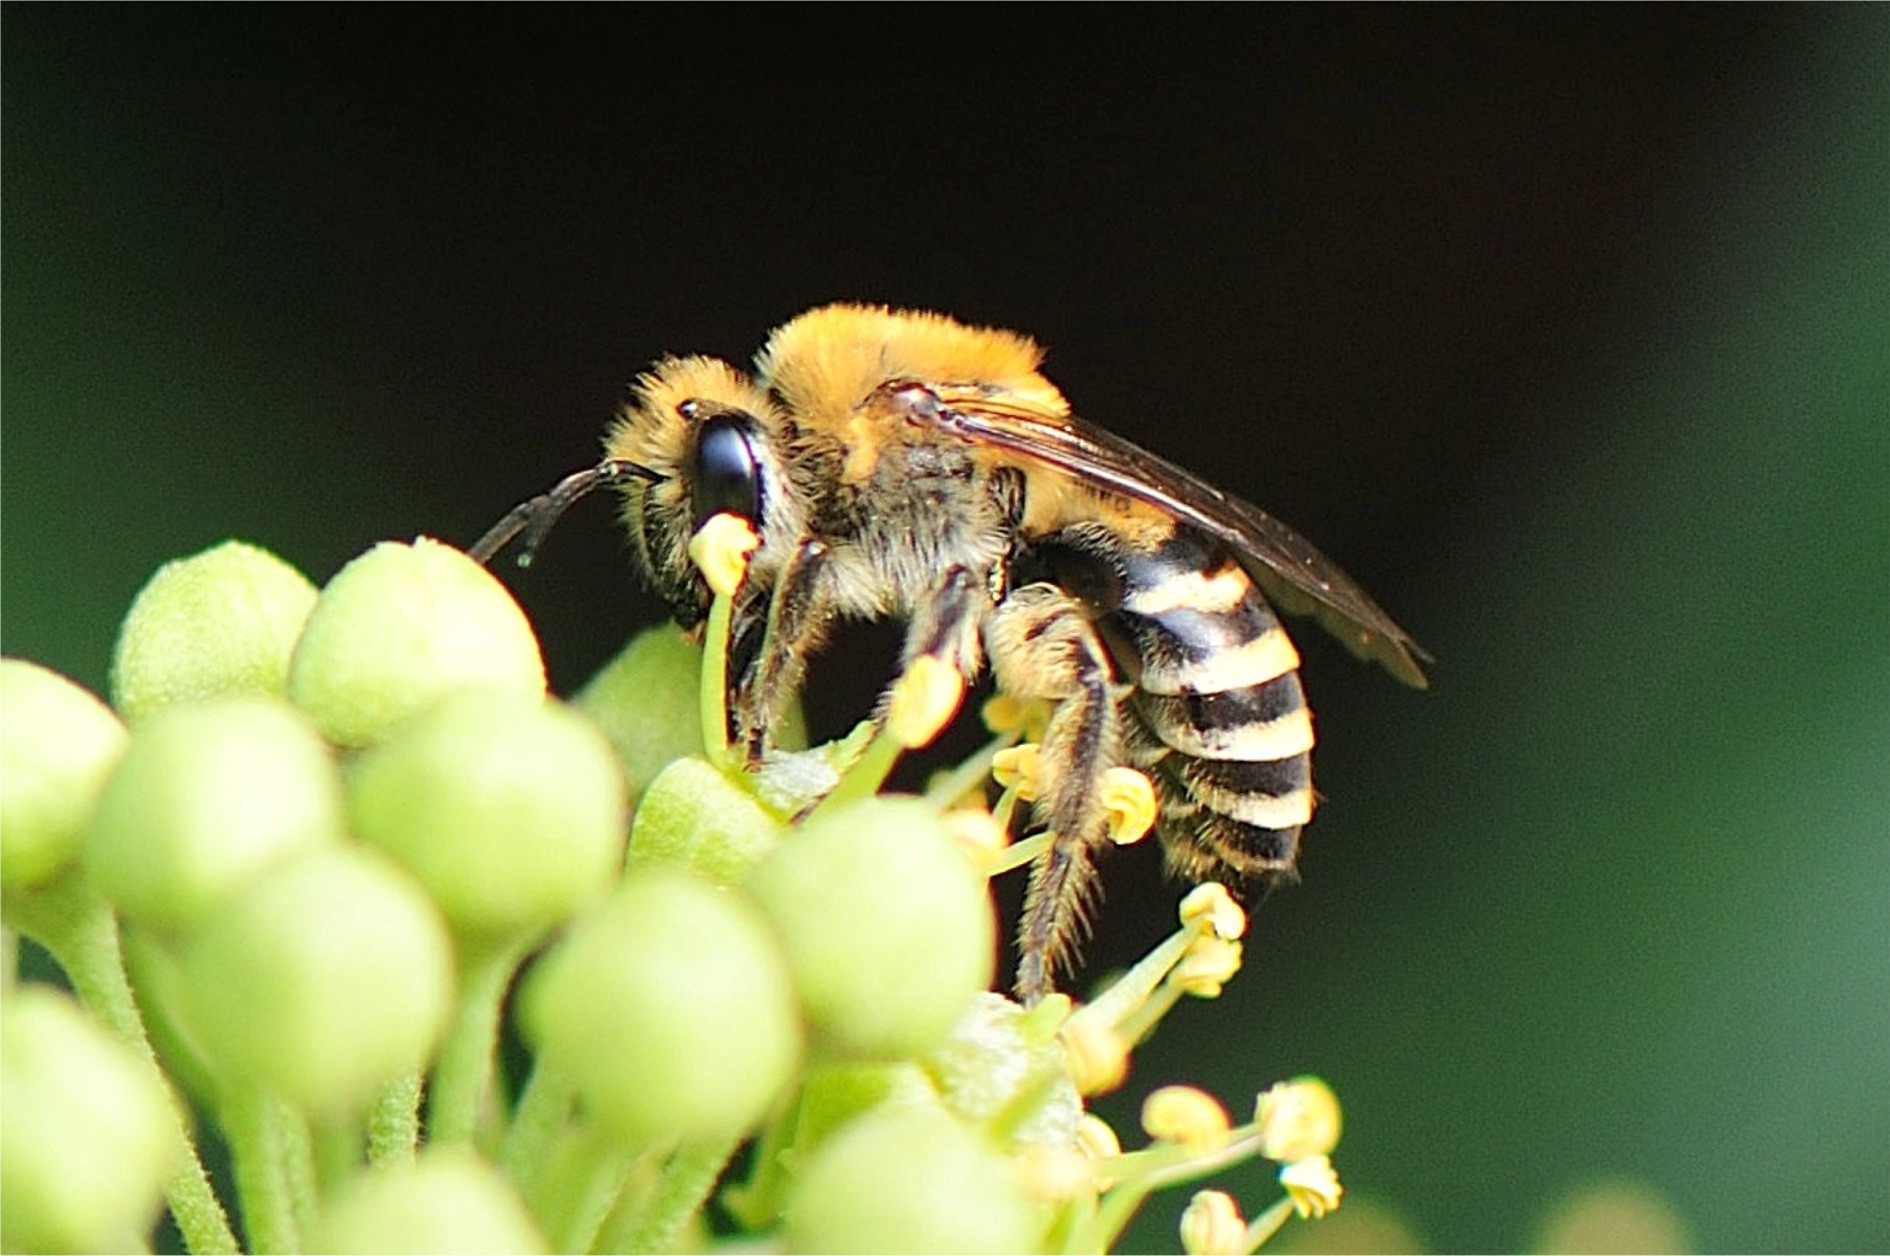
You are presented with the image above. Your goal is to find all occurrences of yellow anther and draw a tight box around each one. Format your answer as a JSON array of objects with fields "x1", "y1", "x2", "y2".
[
  {"x1": 1073, "y1": 1113, "x2": 1123, "y2": 1190},
  {"x1": 940, "y1": 807, "x2": 1010, "y2": 866},
  {"x1": 1016, "y1": 1144, "x2": 1092, "y2": 1202},
  {"x1": 1179, "y1": 1189, "x2": 1248, "y2": 1256},
  {"x1": 1255, "y1": 1077, "x2": 1343, "y2": 1163},
  {"x1": 1140, "y1": 1085, "x2": 1231, "y2": 1155},
  {"x1": 1278, "y1": 1154, "x2": 1343, "y2": 1220},
  {"x1": 887, "y1": 655, "x2": 966, "y2": 749},
  {"x1": 991, "y1": 743, "x2": 1045, "y2": 801},
  {"x1": 1174, "y1": 936, "x2": 1243, "y2": 998},
  {"x1": 981, "y1": 692, "x2": 1050, "y2": 739},
  {"x1": 1074, "y1": 1112, "x2": 1123, "y2": 1162},
  {"x1": 687, "y1": 513, "x2": 760, "y2": 598},
  {"x1": 1179, "y1": 882, "x2": 1246, "y2": 940},
  {"x1": 1099, "y1": 766, "x2": 1158, "y2": 845},
  {"x1": 1059, "y1": 1011, "x2": 1129, "y2": 1097}
]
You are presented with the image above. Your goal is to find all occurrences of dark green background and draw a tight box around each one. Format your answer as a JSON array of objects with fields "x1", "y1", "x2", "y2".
[{"x1": 6, "y1": 10, "x2": 1885, "y2": 1252}]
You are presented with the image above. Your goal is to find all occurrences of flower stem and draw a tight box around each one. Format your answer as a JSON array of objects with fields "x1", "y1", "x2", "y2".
[
  {"x1": 222, "y1": 1084, "x2": 302, "y2": 1254},
  {"x1": 4, "y1": 878, "x2": 240, "y2": 1255},
  {"x1": 501, "y1": 1058, "x2": 577, "y2": 1193},
  {"x1": 426, "y1": 936, "x2": 527, "y2": 1147},
  {"x1": 599, "y1": 1135, "x2": 741, "y2": 1254},
  {"x1": 367, "y1": 1071, "x2": 422, "y2": 1167}
]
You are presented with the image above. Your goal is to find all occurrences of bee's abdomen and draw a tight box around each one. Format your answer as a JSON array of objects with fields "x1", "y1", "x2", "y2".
[{"x1": 1099, "y1": 533, "x2": 1316, "y2": 884}]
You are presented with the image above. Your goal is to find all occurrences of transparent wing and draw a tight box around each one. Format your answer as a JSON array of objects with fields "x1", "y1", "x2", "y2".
[{"x1": 930, "y1": 399, "x2": 1431, "y2": 687}]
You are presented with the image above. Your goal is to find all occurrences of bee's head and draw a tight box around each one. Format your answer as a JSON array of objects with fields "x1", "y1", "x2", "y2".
[{"x1": 607, "y1": 356, "x2": 800, "y2": 629}]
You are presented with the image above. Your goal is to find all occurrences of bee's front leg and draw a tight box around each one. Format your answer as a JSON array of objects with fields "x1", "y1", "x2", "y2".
[
  {"x1": 729, "y1": 539, "x2": 836, "y2": 763},
  {"x1": 983, "y1": 582, "x2": 1125, "y2": 1003}
]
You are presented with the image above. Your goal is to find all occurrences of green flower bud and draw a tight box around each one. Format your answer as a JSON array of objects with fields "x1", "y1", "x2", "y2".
[
  {"x1": 109, "y1": 540, "x2": 318, "y2": 723},
  {"x1": 349, "y1": 690, "x2": 627, "y2": 941},
  {"x1": 0, "y1": 660, "x2": 127, "y2": 889},
  {"x1": 0, "y1": 987, "x2": 179, "y2": 1254},
  {"x1": 287, "y1": 538, "x2": 545, "y2": 748},
  {"x1": 576, "y1": 625, "x2": 809, "y2": 792},
  {"x1": 178, "y1": 847, "x2": 453, "y2": 1118},
  {"x1": 628, "y1": 756, "x2": 786, "y2": 883},
  {"x1": 573, "y1": 626, "x2": 705, "y2": 794},
  {"x1": 523, "y1": 869, "x2": 801, "y2": 1147},
  {"x1": 82, "y1": 696, "x2": 343, "y2": 931},
  {"x1": 307, "y1": 1148, "x2": 545, "y2": 1255},
  {"x1": 747, "y1": 797, "x2": 995, "y2": 1059},
  {"x1": 783, "y1": 1102, "x2": 1041, "y2": 1255}
]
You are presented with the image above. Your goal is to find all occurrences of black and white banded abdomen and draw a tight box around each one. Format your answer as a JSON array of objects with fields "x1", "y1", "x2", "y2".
[{"x1": 1054, "y1": 527, "x2": 1317, "y2": 885}]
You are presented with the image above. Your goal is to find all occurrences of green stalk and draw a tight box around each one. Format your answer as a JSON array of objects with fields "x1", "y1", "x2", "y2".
[
  {"x1": 4, "y1": 878, "x2": 239, "y2": 1255},
  {"x1": 426, "y1": 935, "x2": 528, "y2": 1147}
]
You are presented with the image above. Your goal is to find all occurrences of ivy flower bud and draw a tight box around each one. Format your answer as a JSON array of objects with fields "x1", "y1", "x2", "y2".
[
  {"x1": 109, "y1": 540, "x2": 318, "y2": 722},
  {"x1": 348, "y1": 690, "x2": 627, "y2": 942},
  {"x1": 1179, "y1": 1189, "x2": 1247, "y2": 1256},
  {"x1": 0, "y1": 660, "x2": 127, "y2": 889},
  {"x1": 177, "y1": 847, "x2": 454, "y2": 1118},
  {"x1": 1140, "y1": 1085, "x2": 1231, "y2": 1155},
  {"x1": 687, "y1": 513, "x2": 759, "y2": 599},
  {"x1": 887, "y1": 655, "x2": 966, "y2": 750},
  {"x1": 746, "y1": 796, "x2": 993, "y2": 1059},
  {"x1": 1179, "y1": 882, "x2": 1247, "y2": 940},
  {"x1": 628, "y1": 755, "x2": 787, "y2": 883},
  {"x1": 574, "y1": 626, "x2": 707, "y2": 795},
  {"x1": 0, "y1": 988, "x2": 179, "y2": 1254},
  {"x1": 1255, "y1": 1076, "x2": 1343, "y2": 1163},
  {"x1": 1099, "y1": 767, "x2": 1157, "y2": 845},
  {"x1": 782, "y1": 1103, "x2": 1041, "y2": 1255},
  {"x1": 82, "y1": 696, "x2": 344, "y2": 932},
  {"x1": 307, "y1": 1148, "x2": 545, "y2": 1254},
  {"x1": 523, "y1": 869, "x2": 801, "y2": 1147},
  {"x1": 287, "y1": 538, "x2": 545, "y2": 749},
  {"x1": 1278, "y1": 1154, "x2": 1343, "y2": 1219}
]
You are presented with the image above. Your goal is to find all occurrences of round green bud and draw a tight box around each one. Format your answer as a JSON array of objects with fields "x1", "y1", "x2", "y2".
[
  {"x1": 0, "y1": 986, "x2": 179, "y2": 1254},
  {"x1": 0, "y1": 660, "x2": 128, "y2": 889},
  {"x1": 307, "y1": 1148, "x2": 545, "y2": 1254},
  {"x1": 178, "y1": 847, "x2": 454, "y2": 1118},
  {"x1": 81, "y1": 696, "x2": 344, "y2": 932},
  {"x1": 523, "y1": 869, "x2": 801, "y2": 1147},
  {"x1": 628, "y1": 756, "x2": 785, "y2": 883},
  {"x1": 783, "y1": 1102, "x2": 1041, "y2": 1255},
  {"x1": 747, "y1": 796, "x2": 995, "y2": 1059},
  {"x1": 574, "y1": 626, "x2": 705, "y2": 794},
  {"x1": 287, "y1": 538, "x2": 545, "y2": 748},
  {"x1": 349, "y1": 690, "x2": 628, "y2": 941},
  {"x1": 109, "y1": 540, "x2": 319, "y2": 723}
]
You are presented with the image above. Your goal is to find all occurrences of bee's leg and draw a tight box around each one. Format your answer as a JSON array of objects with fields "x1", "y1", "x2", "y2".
[
  {"x1": 983, "y1": 583, "x2": 1123, "y2": 1003},
  {"x1": 730, "y1": 539, "x2": 836, "y2": 762},
  {"x1": 899, "y1": 565, "x2": 992, "y2": 680}
]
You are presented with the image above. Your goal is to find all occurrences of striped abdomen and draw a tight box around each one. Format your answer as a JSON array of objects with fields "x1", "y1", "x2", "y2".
[{"x1": 1084, "y1": 529, "x2": 1317, "y2": 884}]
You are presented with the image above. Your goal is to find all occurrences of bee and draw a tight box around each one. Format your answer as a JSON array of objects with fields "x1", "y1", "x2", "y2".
[{"x1": 474, "y1": 304, "x2": 1427, "y2": 1000}]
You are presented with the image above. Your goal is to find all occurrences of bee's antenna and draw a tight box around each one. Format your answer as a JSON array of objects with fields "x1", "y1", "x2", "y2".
[{"x1": 469, "y1": 458, "x2": 659, "y2": 568}]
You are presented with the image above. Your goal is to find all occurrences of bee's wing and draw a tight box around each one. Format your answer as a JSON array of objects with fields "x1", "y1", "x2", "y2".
[{"x1": 933, "y1": 400, "x2": 1431, "y2": 688}]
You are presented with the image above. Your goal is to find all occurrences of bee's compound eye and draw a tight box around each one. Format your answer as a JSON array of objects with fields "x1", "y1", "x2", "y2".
[
  {"x1": 693, "y1": 414, "x2": 764, "y2": 527},
  {"x1": 887, "y1": 382, "x2": 941, "y2": 423}
]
